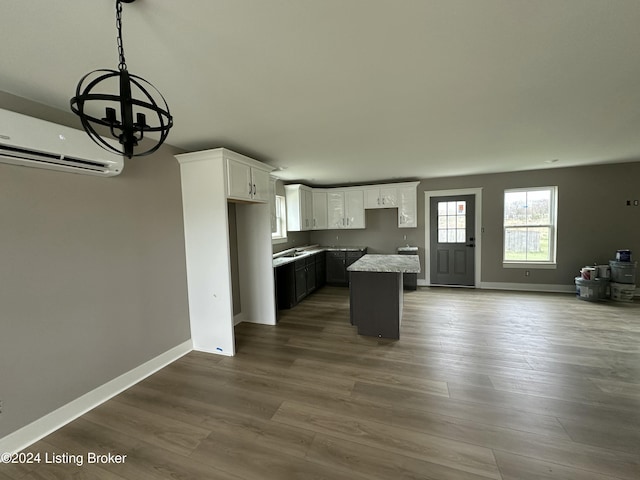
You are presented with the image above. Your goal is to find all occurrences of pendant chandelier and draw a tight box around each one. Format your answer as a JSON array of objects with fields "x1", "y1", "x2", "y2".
[{"x1": 70, "y1": 0, "x2": 173, "y2": 159}]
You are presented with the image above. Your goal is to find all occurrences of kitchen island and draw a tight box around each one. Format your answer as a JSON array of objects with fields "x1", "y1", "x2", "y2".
[{"x1": 347, "y1": 254, "x2": 421, "y2": 339}]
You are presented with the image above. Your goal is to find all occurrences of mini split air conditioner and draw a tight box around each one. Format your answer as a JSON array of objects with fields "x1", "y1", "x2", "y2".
[{"x1": 0, "y1": 108, "x2": 123, "y2": 176}]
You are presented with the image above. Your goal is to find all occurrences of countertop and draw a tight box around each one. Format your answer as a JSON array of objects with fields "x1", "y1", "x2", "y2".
[
  {"x1": 347, "y1": 254, "x2": 421, "y2": 273},
  {"x1": 325, "y1": 246, "x2": 368, "y2": 252},
  {"x1": 272, "y1": 245, "x2": 367, "y2": 268}
]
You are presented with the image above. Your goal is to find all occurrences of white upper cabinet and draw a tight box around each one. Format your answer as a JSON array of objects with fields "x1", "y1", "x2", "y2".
[
  {"x1": 365, "y1": 186, "x2": 398, "y2": 209},
  {"x1": 251, "y1": 168, "x2": 271, "y2": 203},
  {"x1": 285, "y1": 184, "x2": 313, "y2": 231},
  {"x1": 284, "y1": 181, "x2": 417, "y2": 230},
  {"x1": 226, "y1": 160, "x2": 252, "y2": 200},
  {"x1": 327, "y1": 191, "x2": 345, "y2": 229},
  {"x1": 226, "y1": 154, "x2": 272, "y2": 203},
  {"x1": 312, "y1": 190, "x2": 328, "y2": 230},
  {"x1": 345, "y1": 189, "x2": 366, "y2": 228},
  {"x1": 328, "y1": 189, "x2": 365, "y2": 229},
  {"x1": 397, "y1": 184, "x2": 418, "y2": 228}
]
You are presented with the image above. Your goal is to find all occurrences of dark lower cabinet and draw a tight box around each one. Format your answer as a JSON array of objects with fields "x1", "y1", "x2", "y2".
[
  {"x1": 276, "y1": 250, "x2": 364, "y2": 309},
  {"x1": 346, "y1": 251, "x2": 364, "y2": 269},
  {"x1": 276, "y1": 262, "x2": 296, "y2": 309},
  {"x1": 276, "y1": 251, "x2": 326, "y2": 310},
  {"x1": 316, "y1": 253, "x2": 326, "y2": 288},
  {"x1": 295, "y1": 259, "x2": 308, "y2": 303},
  {"x1": 326, "y1": 250, "x2": 366, "y2": 286},
  {"x1": 326, "y1": 251, "x2": 347, "y2": 285},
  {"x1": 306, "y1": 256, "x2": 317, "y2": 293}
]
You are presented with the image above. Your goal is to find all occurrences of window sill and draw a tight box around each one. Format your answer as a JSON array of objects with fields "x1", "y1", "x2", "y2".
[
  {"x1": 503, "y1": 262, "x2": 557, "y2": 270},
  {"x1": 272, "y1": 237, "x2": 288, "y2": 245}
]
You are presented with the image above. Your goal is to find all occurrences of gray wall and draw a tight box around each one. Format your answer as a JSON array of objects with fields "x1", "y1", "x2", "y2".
[
  {"x1": 417, "y1": 163, "x2": 640, "y2": 285},
  {"x1": 0, "y1": 93, "x2": 191, "y2": 439},
  {"x1": 227, "y1": 203, "x2": 242, "y2": 315},
  {"x1": 310, "y1": 208, "x2": 419, "y2": 253},
  {"x1": 304, "y1": 162, "x2": 640, "y2": 286}
]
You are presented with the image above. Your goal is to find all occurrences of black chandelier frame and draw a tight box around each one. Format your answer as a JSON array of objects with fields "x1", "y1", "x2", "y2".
[{"x1": 70, "y1": 0, "x2": 173, "y2": 159}]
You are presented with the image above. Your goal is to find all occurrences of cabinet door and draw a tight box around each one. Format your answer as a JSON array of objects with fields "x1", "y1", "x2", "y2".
[
  {"x1": 276, "y1": 263, "x2": 296, "y2": 309},
  {"x1": 315, "y1": 253, "x2": 326, "y2": 288},
  {"x1": 379, "y1": 187, "x2": 398, "y2": 207},
  {"x1": 284, "y1": 185, "x2": 304, "y2": 231},
  {"x1": 398, "y1": 186, "x2": 417, "y2": 228},
  {"x1": 365, "y1": 187, "x2": 397, "y2": 209},
  {"x1": 251, "y1": 168, "x2": 271, "y2": 203},
  {"x1": 326, "y1": 251, "x2": 347, "y2": 284},
  {"x1": 303, "y1": 187, "x2": 313, "y2": 230},
  {"x1": 312, "y1": 191, "x2": 328, "y2": 230},
  {"x1": 364, "y1": 188, "x2": 382, "y2": 209},
  {"x1": 327, "y1": 191, "x2": 345, "y2": 229},
  {"x1": 345, "y1": 190, "x2": 365, "y2": 229},
  {"x1": 346, "y1": 251, "x2": 365, "y2": 267},
  {"x1": 306, "y1": 262, "x2": 317, "y2": 293},
  {"x1": 226, "y1": 159, "x2": 252, "y2": 200},
  {"x1": 295, "y1": 260, "x2": 307, "y2": 302}
]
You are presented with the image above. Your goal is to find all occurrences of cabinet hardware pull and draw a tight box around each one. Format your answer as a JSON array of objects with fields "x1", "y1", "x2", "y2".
[
  {"x1": 253, "y1": 184, "x2": 256, "y2": 195},
  {"x1": 249, "y1": 182, "x2": 252, "y2": 195}
]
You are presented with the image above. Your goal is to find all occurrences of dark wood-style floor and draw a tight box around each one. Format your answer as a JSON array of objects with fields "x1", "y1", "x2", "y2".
[{"x1": 3, "y1": 287, "x2": 640, "y2": 480}]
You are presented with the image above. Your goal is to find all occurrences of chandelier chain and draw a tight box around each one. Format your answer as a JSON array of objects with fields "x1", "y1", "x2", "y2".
[{"x1": 116, "y1": 0, "x2": 127, "y2": 71}]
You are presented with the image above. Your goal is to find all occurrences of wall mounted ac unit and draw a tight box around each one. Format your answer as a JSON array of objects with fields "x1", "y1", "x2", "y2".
[{"x1": 0, "y1": 108, "x2": 123, "y2": 176}]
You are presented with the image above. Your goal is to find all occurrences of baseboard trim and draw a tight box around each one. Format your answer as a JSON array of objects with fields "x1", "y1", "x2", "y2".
[
  {"x1": 0, "y1": 339, "x2": 193, "y2": 455},
  {"x1": 417, "y1": 279, "x2": 575, "y2": 294},
  {"x1": 480, "y1": 282, "x2": 575, "y2": 294}
]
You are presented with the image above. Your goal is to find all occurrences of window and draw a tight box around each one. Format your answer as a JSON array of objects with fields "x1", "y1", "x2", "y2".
[
  {"x1": 503, "y1": 186, "x2": 557, "y2": 266},
  {"x1": 272, "y1": 194, "x2": 287, "y2": 243}
]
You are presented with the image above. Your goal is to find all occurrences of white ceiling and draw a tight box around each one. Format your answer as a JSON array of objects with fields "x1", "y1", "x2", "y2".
[{"x1": 2, "y1": 0, "x2": 640, "y2": 185}]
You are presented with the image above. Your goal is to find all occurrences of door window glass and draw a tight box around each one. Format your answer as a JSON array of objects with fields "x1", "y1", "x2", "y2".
[{"x1": 437, "y1": 201, "x2": 466, "y2": 243}]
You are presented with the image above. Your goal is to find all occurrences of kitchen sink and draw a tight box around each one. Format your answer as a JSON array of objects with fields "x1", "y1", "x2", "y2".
[{"x1": 282, "y1": 252, "x2": 305, "y2": 258}]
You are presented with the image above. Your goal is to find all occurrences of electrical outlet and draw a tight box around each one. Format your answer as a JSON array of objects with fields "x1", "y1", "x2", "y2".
[
  {"x1": 525, "y1": 270, "x2": 530, "y2": 277},
  {"x1": 634, "y1": 200, "x2": 639, "y2": 206}
]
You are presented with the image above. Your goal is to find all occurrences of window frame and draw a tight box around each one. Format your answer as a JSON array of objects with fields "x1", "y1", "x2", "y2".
[
  {"x1": 272, "y1": 194, "x2": 288, "y2": 244},
  {"x1": 502, "y1": 186, "x2": 558, "y2": 269}
]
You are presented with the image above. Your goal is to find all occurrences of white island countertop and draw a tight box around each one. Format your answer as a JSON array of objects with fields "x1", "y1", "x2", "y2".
[{"x1": 347, "y1": 254, "x2": 420, "y2": 273}]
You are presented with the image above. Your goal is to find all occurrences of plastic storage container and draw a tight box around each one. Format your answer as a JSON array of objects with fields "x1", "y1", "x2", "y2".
[
  {"x1": 596, "y1": 264, "x2": 611, "y2": 278},
  {"x1": 609, "y1": 261, "x2": 637, "y2": 284},
  {"x1": 575, "y1": 277, "x2": 609, "y2": 302},
  {"x1": 610, "y1": 282, "x2": 636, "y2": 302},
  {"x1": 616, "y1": 250, "x2": 632, "y2": 262}
]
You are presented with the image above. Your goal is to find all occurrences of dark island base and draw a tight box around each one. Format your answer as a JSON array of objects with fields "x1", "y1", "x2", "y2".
[{"x1": 349, "y1": 271, "x2": 403, "y2": 339}]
